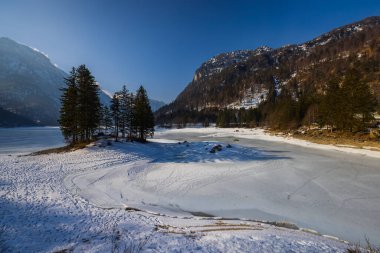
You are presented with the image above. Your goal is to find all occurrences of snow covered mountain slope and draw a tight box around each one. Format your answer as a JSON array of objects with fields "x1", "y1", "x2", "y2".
[
  {"x1": 192, "y1": 47, "x2": 272, "y2": 82},
  {"x1": 0, "y1": 38, "x2": 67, "y2": 125},
  {"x1": 0, "y1": 37, "x2": 111, "y2": 126}
]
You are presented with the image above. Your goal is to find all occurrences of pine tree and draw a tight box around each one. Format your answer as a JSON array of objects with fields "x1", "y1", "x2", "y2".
[
  {"x1": 104, "y1": 106, "x2": 113, "y2": 134},
  {"x1": 99, "y1": 105, "x2": 113, "y2": 134},
  {"x1": 76, "y1": 65, "x2": 101, "y2": 140},
  {"x1": 133, "y1": 86, "x2": 154, "y2": 141},
  {"x1": 341, "y1": 67, "x2": 377, "y2": 131},
  {"x1": 111, "y1": 94, "x2": 121, "y2": 141},
  {"x1": 319, "y1": 76, "x2": 345, "y2": 131},
  {"x1": 118, "y1": 85, "x2": 134, "y2": 140},
  {"x1": 318, "y1": 68, "x2": 377, "y2": 132},
  {"x1": 59, "y1": 65, "x2": 101, "y2": 143},
  {"x1": 216, "y1": 109, "x2": 230, "y2": 127},
  {"x1": 270, "y1": 88, "x2": 297, "y2": 129},
  {"x1": 59, "y1": 67, "x2": 78, "y2": 143},
  {"x1": 118, "y1": 87, "x2": 127, "y2": 138},
  {"x1": 127, "y1": 92, "x2": 135, "y2": 140}
]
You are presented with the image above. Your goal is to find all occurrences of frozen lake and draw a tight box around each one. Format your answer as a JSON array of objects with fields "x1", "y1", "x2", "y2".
[
  {"x1": 0, "y1": 127, "x2": 65, "y2": 154},
  {"x1": 1, "y1": 132, "x2": 349, "y2": 252},
  {"x1": 67, "y1": 128, "x2": 380, "y2": 245}
]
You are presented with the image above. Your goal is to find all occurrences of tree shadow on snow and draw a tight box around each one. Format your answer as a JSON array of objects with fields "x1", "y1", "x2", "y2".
[
  {"x1": 0, "y1": 197, "x2": 110, "y2": 252},
  {"x1": 109, "y1": 141, "x2": 291, "y2": 164}
]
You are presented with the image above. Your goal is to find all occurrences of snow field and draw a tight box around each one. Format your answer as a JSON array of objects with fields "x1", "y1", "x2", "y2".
[{"x1": 0, "y1": 138, "x2": 351, "y2": 252}]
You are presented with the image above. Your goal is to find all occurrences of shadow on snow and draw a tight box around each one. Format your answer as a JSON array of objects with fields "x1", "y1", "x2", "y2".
[{"x1": 107, "y1": 140, "x2": 291, "y2": 164}]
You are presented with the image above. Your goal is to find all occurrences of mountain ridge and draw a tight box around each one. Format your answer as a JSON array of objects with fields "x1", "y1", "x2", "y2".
[
  {"x1": 0, "y1": 37, "x2": 68, "y2": 125},
  {"x1": 155, "y1": 16, "x2": 380, "y2": 126},
  {"x1": 0, "y1": 38, "x2": 165, "y2": 126}
]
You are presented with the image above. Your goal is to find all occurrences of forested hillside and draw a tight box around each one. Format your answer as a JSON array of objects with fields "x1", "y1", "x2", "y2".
[
  {"x1": 0, "y1": 107, "x2": 37, "y2": 127},
  {"x1": 156, "y1": 16, "x2": 380, "y2": 131}
]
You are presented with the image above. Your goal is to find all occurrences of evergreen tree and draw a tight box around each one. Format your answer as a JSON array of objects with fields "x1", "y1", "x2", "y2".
[
  {"x1": 118, "y1": 85, "x2": 134, "y2": 140},
  {"x1": 59, "y1": 67, "x2": 78, "y2": 143},
  {"x1": 59, "y1": 65, "x2": 101, "y2": 143},
  {"x1": 269, "y1": 88, "x2": 297, "y2": 129},
  {"x1": 118, "y1": 86, "x2": 127, "y2": 138},
  {"x1": 98, "y1": 104, "x2": 104, "y2": 133},
  {"x1": 216, "y1": 109, "x2": 235, "y2": 127},
  {"x1": 319, "y1": 76, "x2": 345, "y2": 131},
  {"x1": 100, "y1": 105, "x2": 113, "y2": 134},
  {"x1": 319, "y1": 68, "x2": 377, "y2": 132},
  {"x1": 341, "y1": 67, "x2": 377, "y2": 131},
  {"x1": 76, "y1": 65, "x2": 101, "y2": 140},
  {"x1": 104, "y1": 106, "x2": 113, "y2": 134},
  {"x1": 127, "y1": 92, "x2": 135, "y2": 140},
  {"x1": 133, "y1": 86, "x2": 154, "y2": 141},
  {"x1": 111, "y1": 94, "x2": 121, "y2": 141}
]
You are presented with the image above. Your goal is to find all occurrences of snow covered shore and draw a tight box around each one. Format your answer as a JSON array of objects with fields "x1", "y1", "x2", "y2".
[
  {"x1": 2, "y1": 127, "x2": 379, "y2": 252},
  {"x1": 156, "y1": 127, "x2": 380, "y2": 159}
]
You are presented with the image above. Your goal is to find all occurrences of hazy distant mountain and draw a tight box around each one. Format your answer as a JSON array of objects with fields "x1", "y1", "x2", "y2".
[
  {"x1": 0, "y1": 37, "x2": 66, "y2": 125},
  {"x1": 0, "y1": 37, "x2": 111, "y2": 126},
  {"x1": 99, "y1": 88, "x2": 164, "y2": 112},
  {"x1": 149, "y1": 99, "x2": 165, "y2": 112},
  {"x1": 0, "y1": 106, "x2": 37, "y2": 127},
  {"x1": 156, "y1": 16, "x2": 380, "y2": 125}
]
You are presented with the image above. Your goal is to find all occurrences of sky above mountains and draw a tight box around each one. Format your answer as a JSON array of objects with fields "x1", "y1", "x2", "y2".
[{"x1": 1, "y1": 0, "x2": 379, "y2": 102}]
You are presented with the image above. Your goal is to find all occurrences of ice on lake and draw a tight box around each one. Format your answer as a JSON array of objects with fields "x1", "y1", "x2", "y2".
[{"x1": 0, "y1": 127, "x2": 65, "y2": 155}]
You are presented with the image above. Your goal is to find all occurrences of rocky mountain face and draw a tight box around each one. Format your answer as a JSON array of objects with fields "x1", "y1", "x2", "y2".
[
  {"x1": 0, "y1": 38, "x2": 111, "y2": 126},
  {"x1": 192, "y1": 47, "x2": 271, "y2": 82},
  {"x1": 156, "y1": 16, "x2": 380, "y2": 125}
]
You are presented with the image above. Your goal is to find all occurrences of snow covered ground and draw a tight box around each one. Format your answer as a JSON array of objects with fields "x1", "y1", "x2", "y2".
[
  {"x1": 1, "y1": 127, "x2": 378, "y2": 252},
  {"x1": 157, "y1": 127, "x2": 380, "y2": 158}
]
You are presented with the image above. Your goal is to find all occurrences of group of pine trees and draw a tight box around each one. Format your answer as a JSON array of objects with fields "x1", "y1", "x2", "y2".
[
  {"x1": 109, "y1": 85, "x2": 154, "y2": 142},
  {"x1": 319, "y1": 68, "x2": 377, "y2": 132},
  {"x1": 216, "y1": 108, "x2": 261, "y2": 128},
  {"x1": 59, "y1": 65, "x2": 154, "y2": 144},
  {"x1": 214, "y1": 66, "x2": 378, "y2": 132},
  {"x1": 59, "y1": 65, "x2": 101, "y2": 143}
]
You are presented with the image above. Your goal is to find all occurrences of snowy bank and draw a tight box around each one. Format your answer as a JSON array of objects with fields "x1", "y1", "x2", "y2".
[{"x1": 156, "y1": 127, "x2": 380, "y2": 159}]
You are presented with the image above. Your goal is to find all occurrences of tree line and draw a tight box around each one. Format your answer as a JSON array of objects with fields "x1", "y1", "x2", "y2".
[
  {"x1": 156, "y1": 63, "x2": 378, "y2": 133},
  {"x1": 109, "y1": 85, "x2": 154, "y2": 142},
  {"x1": 59, "y1": 65, "x2": 154, "y2": 144},
  {"x1": 214, "y1": 66, "x2": 378, "y2": 132}
]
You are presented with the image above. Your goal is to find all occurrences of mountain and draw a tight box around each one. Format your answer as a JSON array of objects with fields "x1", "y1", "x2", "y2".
[
  {"x1": 0, "y1": 106, "x2": 37, "y2": 127},
  {"x1": 155, "y1": 16, "x2": 380, "y2": 126},
  {"x1": 0, "y1": 37, "x2": 111, "y2": 126},
  {"x1": 99, "y1": 88, "x2": 164, "y2": 112},
  {"x1": 149, "y1": 99, "x2": 166, "y2": 112},
  {"x1": 0, "y1": 37, "x2": 66, "y2": 125},
  {"x1": 192, "y1": 48, "x2": 271, "y2": 82}
]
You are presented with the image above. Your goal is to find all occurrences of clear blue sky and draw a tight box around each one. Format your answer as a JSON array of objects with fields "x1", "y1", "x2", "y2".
[{"x1": 0, "y1": 0, "x2": 379, "y2": 102}]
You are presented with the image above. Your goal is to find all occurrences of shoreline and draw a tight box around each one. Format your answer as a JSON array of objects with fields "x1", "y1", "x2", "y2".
[{"x1": 156, "y1": 127, "x2": 380, "y2": 159}]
